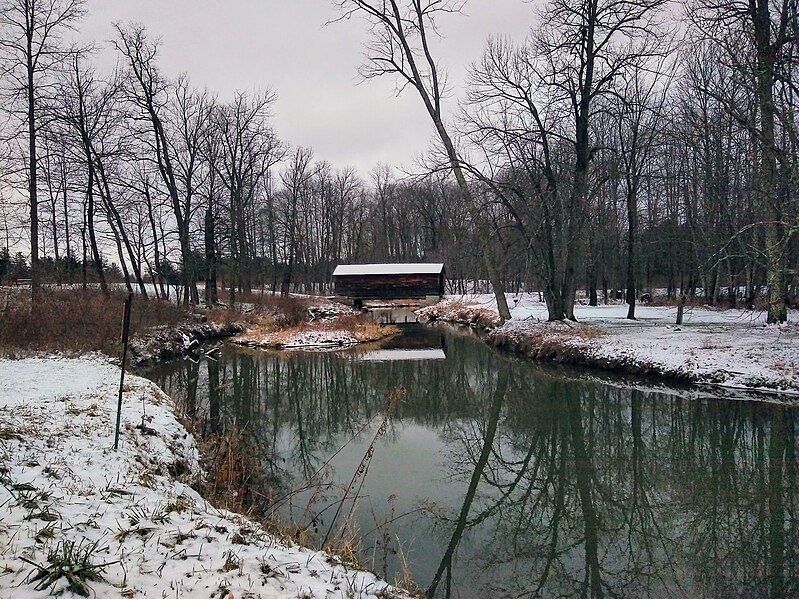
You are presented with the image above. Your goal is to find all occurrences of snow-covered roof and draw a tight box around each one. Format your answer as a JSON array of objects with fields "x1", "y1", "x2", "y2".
[{"x1": 332, "y1": 263, "x2": 444, "y2": 276}]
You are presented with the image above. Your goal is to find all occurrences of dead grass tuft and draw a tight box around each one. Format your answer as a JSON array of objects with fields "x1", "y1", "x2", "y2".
[
  {"x1": 189, "y1": 423, "x2": 273, "y2": 517},
  {"x1": 0, "y1": 424, "x2": 21, "y2": 441}
]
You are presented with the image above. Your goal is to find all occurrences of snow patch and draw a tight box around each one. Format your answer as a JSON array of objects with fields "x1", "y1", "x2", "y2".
[{"x1": 332, "y1": 263, "x2": 444, "y2": 276}]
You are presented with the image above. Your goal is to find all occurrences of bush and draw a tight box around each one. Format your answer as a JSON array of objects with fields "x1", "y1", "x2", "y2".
[{"x1": 230, "y1": 291, "x2": 311, "y2": 326}]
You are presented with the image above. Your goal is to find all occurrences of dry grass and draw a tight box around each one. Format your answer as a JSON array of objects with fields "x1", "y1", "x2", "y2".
[
  {"x1": 0, "y1": 287, "x2": 312, "y2": 356},
  {"x1": 0, "y1": 288, "x2": 189, "y2": 354},
  {"x1": 391, "y1": 546, "x2": 425, "y2": 598},
  {"x1": 231, "y1": 291, "x2": 311, "y2": 325},
  {"x1": 487, "y1": 322, "x2": 604, "y2": 362},
  {"x1": 335, "y1": 315, "x2": 399, "y2": 342},
  {"x1": 185, "y1": 419, "x2": 328, "y2": 549},
  {"x1": 772, "y1": 360, "x2": 799, "y2": 375},
  {"x1": 189, "y1": 424, "x2": 274, "y2": 518},
  {"x1": 205, "y1": 292, "x2": 311, "y2": 326}
]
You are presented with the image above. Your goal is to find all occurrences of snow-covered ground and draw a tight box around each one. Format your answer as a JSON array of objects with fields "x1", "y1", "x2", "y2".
[
  {"x1": 423, "y1": 294, "x2": 799, "y2": 396},
  {"x1": 0, "y1": 357, "x2": 408, "y2": 598}
]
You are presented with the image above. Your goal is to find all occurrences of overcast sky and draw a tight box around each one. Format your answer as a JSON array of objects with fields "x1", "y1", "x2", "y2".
[{"x1": 80, "y1": 0, "x2": 534, "y2": 175}]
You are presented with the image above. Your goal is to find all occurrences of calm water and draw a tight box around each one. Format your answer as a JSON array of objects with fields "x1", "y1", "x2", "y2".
[{"x1": 145, "y1": 327, "x2": 799, "y2": 598}]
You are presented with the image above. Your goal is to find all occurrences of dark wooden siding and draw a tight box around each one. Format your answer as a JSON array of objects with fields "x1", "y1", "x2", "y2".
[{"x1": 333, "y1": 273, "x2": 444, "y2": 299}]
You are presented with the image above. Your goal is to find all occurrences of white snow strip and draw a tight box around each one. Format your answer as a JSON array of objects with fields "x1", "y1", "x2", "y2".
[
  {"x1": 358, "y1": 349, "x2": 446, "y2": 361},
  {"x1": 0, "y1": 356, "x2": 408, "y2": 598}
]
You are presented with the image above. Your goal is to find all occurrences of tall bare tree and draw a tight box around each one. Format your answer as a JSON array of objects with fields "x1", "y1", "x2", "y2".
[
  {"x1": 689, "y1": 0, "x2": 797, "y2": 323},
  {"x1": 611, "y1": 61, "x2": 671, "y2": 319},
  {"x1": 0, "y1": 0, "x2": 84, "y2": 300},
  {"x1": 333, "y1": 0, "x2": 513, "y2": 321},
  {"x1": 114, "y1": 24, "x2": 197, "y2": 304},
  {"x1": 464, "y1": 0, "x2": 668, "y2": 322},
  {"x1": 213, "y1": 91, "x2": 282, "y2": 300},
  {"x1": 54, "y1": 51, "x2": 110, "y2": 296}
]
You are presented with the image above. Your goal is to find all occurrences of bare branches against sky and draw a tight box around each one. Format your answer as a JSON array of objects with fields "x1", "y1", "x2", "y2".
[{"x1": 79, "y1": 0, "x2": 532, "y2": 174}]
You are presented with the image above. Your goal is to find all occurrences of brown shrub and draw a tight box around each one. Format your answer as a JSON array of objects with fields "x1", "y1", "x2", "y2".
[
  {"x1": 229, "y1": 291, "x2": 311, "y2": 326},
  {"x1": 424, "y1": 300, "x2": 501, "y2": 329},
  {"x1": 192, "y1": 426, "x2": 271, "y2": 517},
  {"x1": 0, "y1": 288, "x2": 188, "y2": 354}
]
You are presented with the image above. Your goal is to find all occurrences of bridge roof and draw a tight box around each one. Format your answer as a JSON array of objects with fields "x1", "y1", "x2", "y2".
[{"x1": 332, "y1": 263, "x2": 444, "y2": 277}]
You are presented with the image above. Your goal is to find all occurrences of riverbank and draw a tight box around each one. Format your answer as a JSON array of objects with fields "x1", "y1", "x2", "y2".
[
  {"x1": 0, "y1": 286, "x2": 378, "y2": 363},
  {"x1": 233, "y1": 313, "x2": 399, "y2": 350},
  {"x1": 130, "y1": 320, "x2": 246, "y2": 367},
  {"x1": 0, "y1": 356, "x2": 409, "y2": 598},
  {"x1": 420, "y1": 295, "x2": 799, "y2": 396}
]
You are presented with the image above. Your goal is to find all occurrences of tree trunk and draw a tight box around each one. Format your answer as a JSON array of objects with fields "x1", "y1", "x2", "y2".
[
  {"x1": 676, "y1": 292, "x2": 686, "y2": 325},
  {"x1": 752, "y1": 0, "x2": 787, "y2": 323},
  {"x1": 62, "y1": 165, "x2": 71, "y2": 264},
  {"x1": 85, "y1": 162, "x2": 108, "y2": 297},
  {"x1": 96, "y1": 159, "x2": 148, "y2": 298},
  {"x1": 625, "y1": 186, "x2": 637, "y2": 320},
  {"x1": 27, "y1": 48, "x2": 39, "y2": 302},
  {"x1": 430, "y1": 112, "x2": 511, "y2": 322},
  {"x1": 204, "y1": 204, "x2": 217, "y2": 306},
  {"x1": 587, "y1": 262, "x2": 598, "y2": 306}
]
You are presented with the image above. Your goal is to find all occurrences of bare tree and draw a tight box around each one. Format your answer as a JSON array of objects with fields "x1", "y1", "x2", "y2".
[
  {"x1": 689, "y1": 0, "x2": 797, "y2": 323},
  {"x1": 54, "y1": 52, "x2": 111, "y2": 296},
  {"x1": 213, "y1": 91, "x2": 282, "y2": 301},
  {"x1": 0, "y1": 0, "x2": 84, "y2": 299},
  {"x1": 114, "y1": 24, "x2": 196, "y2": 304},
  {"x1": 464, "y1": 0, "x2": 668, "y2": 322},
  {"x1": 332, "y1": 0, "x2": 512, "y2": 321},
  {"x1": 278, "y1": 147, "x2": 315, "y2": 296},
  {"x1": 610, "y1": 61, "x2": 671, "y2": 319}
]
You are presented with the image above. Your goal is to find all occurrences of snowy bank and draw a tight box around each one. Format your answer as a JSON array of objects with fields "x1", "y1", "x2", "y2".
[
  {"x1": 233, "y1": 319, "x2": 398, "y2": 351},
  {"x1": 0, "y1": 357, "x2": 408, "y2": 598},
  {"x1": 421, "y1": 295, "x2": 799, "y2": 396},
  {"x1": 129, "y1": 320, "x2": 245, "y2": 367}
]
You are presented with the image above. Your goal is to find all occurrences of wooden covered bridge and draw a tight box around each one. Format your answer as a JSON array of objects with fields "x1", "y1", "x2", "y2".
[{"x1": 332, "y1": 263, "x2": 445, "y2": 306}]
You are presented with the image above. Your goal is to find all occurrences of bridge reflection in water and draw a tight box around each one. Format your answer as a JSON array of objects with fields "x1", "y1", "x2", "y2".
[{"x1": 146, "y1": 328, "x2": 799, "y2": 599}]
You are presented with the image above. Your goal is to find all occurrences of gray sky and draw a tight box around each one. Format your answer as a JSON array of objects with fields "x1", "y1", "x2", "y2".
[{"x1": 81, "y1": 0, "x2": 533, "y2": 175}]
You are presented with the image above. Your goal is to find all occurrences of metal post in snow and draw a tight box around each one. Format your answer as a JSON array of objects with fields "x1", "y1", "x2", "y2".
[{"x1": 114, "y1": 292, "x2": 134, "y2": 450}]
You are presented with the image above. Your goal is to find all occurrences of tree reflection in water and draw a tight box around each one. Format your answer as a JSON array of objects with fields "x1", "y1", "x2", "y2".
[{"x1": 146, "y1": 331, "x2": 798, "y2": 598}]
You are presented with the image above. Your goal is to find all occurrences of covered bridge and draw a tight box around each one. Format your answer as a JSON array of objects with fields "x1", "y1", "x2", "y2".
[{"x1": 332, "y1": 263, "x2": 445, "y2": 305}]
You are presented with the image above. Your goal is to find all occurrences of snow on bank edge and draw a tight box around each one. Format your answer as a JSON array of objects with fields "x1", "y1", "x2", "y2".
[
  {"x1": 0, "y1": 357, "x2": 407, "y2": 598},
  {"x1": 420, "y1": 297, "x2": 799, "y2": 396}
]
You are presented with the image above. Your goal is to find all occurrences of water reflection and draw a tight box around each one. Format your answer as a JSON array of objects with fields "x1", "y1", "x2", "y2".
[
  {"x1": 145, "y1": 330, "x2": 799, "y2": 598},
  {"x1": 365, "y1": 305, "x2": 422, "y2": 324}
]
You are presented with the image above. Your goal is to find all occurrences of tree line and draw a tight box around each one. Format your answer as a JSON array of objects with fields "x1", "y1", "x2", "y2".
[{"x1": 0, "y1": 0, "x2": 796, "y2": 322}]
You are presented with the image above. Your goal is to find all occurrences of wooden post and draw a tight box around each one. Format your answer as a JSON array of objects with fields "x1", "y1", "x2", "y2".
[
  {"x1": 676, "y1": 292, "x2": 686, "y2": 325},
  {"x1": 114, "y1": 292, "x2": 134, "y2": 450}
]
